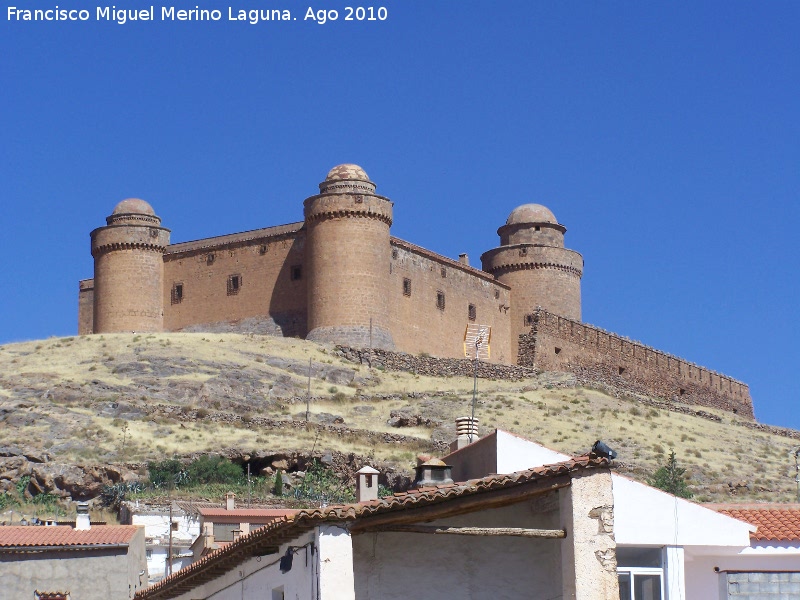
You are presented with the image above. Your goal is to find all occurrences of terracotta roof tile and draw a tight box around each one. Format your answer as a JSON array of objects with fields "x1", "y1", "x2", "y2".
[
  {"x1": 197, "y1": 508, "x2": 299, "y2": 519},
  {"x1": 137, "y1": 455, "x2": 607, "y2": 600},
  {"x1": 707, "y1": 504, "x2": 800, "y2": 541},
  {"x1": 0, "y1": 525, "x2": 140, "y2": 548}
]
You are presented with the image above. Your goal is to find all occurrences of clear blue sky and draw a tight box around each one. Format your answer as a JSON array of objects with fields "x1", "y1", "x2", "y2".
[{"x1": 1, "y1": 2, "x2": 798, "y2": 428}]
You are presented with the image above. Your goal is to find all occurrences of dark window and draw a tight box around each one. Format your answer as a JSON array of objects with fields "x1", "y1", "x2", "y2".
[
  {"x1": 468, "y1": 304, "x2": 476, "y2": 321},
  {"x1": 227, "y1": 274, "x2": 241, "y2": 295},
  {"x1": 259, "y1": 244, "x2": 268, "y2": 255},
  {"x1": 392, "y1": 248, "x2": 398, "y2": 259},
  {"x1": 403, "y1": 278, "x2": 411, "y2": 297},
  {"x1": 519, "y1": 248, "x2": 528, "y2": 256},
  {"x1": 206, "y1": 253, "x2": 215, "y2": 265},
  {"x1": 441, "y1": 267, "x2": 447, "y2": 278},
  {"x1": 495, "y1": 290, "x2": 500, "y2": 299},
  {"x1": 679, "y1": 388, "x2": 686, "y2": 396},
  {"x1": 618, "y1": 366, "x2": 626, "y2": 375},
  {"x1": 535, "y1": 226, "x2": 541, "y2": 231},
  {"x1": 290, "y1": 265, "x2": 302, "y2": 281},
  {"x1": 171, "y1": 283, "x2": 183, "y2": 305},
  {"x1": 524, "y1": 314, "x2": 534, "y2": 326},
  {"x1": 436, "y1": 291, "x2": 446, "y2": 311},
  {"x1": 554, "y1": 347, "x2": 561, "y2": 354}
]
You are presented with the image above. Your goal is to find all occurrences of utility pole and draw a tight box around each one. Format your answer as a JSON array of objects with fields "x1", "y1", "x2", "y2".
[
  {"x1": 167, "y1": 501, "x2": 173, "y2": 577},
  {"x1": 469, "y1": 330, "x2": 485, "y2": 443},
  {"x1": 306, "y1": 357, "x2": 312, "y2": 422}
]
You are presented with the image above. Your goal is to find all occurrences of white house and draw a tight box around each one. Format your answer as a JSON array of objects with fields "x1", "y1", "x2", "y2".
[
  {"x1": 444, "y1": 429, "x2": 798, "y2": 600},
  {"x1": 136, "y1": 455, "x2": 620, "y2": 600}
]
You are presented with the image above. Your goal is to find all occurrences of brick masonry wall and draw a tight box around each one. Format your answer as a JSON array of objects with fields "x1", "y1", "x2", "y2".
[
  {"x1": 518, "y1": 309, "x2": 754, "y2": 418},
  {"x1": 163, "y1": 231, "x2": 307, "y2": 337},
  {"x1": 78, "y1": 279, "x2": 94, "y2": 335},
  {"x1": 388, "y1": 240, "x2": 513, "y2": 363},
  {"x1": 727, "y1": 572, "x2": 800, "y2": 598}
]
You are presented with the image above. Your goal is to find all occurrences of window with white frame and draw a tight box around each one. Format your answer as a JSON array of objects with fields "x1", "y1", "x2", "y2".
[{"x1": 617, "y1": 547, "x2": 664, "y2": 600}]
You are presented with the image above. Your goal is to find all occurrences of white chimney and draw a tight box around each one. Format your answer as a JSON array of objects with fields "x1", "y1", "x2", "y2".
[
  {"x1": 458, "y1": 253, "x2": 469, "y2": 266},
  {"x1": 75, "y1": 501, "x2": 91, "y2": 531},
  {"x1": 226, "y1": 492, "x2": 235, "y2": 511},
  {"x1": 356, "y1": 466, "x2": 380, "y2": 503},
  {"x1": 450, "y1": 417, "x2": 479, "y2": 452}
]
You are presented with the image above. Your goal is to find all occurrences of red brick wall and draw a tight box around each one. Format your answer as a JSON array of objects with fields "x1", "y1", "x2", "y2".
[
  {"x1": 388, "y1": 240, "x2": 512, "y2": 363},
  {"x1": 518, "y1": 310, "x2": 754, "y2": 418}
]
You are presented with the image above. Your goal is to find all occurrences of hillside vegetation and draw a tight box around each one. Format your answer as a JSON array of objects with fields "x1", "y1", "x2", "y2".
[{"x1": 0, "y1": 332, "x2": 797, "y2": 504}]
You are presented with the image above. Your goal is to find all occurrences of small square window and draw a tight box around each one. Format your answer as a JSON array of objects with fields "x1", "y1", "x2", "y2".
[
  {"x1": 227, "y1": 274, "x2": 241, "y2": 295},
  {"x1": 618, "y1": 366, "x2": 626, "y2": 375},
  {"x1": 440, "y1": 267, "x2": 447, "y2": 278},
  {"x1": 171, "y1": 283, "x2": 183, "y2": 305},
  {"x1": 524, "y1": 314, "x2": 534, "y2": 326},
  {"x1": 554, "y1": 347, "x2": 561, "y2": 354},
  {"x1": 402, "y1": 278, "x2": 411, "y2": 297},
  {"x1": 495, "y1": 290, "x2": 500, "y2": 299},
  {"x1": 290, "y1": 265, "x2": 302, "y2": 281},
  {"x1": 436, "y1": 291, "x2": 446, "y2": 311},
  {"x1": 206, "y1": 253, "x2": 215, "y2": 265},
  {"x1": 392, "y1": 248, "x2": 398, "y2": 259},
  {"x1": 259, "y1": 244, "x2": 268, "y2": 255},
  {"x1": 468, "y1": 304, "x2": 476, "y2": 321}
]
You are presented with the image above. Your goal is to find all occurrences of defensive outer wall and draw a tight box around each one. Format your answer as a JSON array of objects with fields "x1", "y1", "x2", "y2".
[
  {"x1": 518, "y1": 309, "x2": 753, "y2": 418},
  {"x1": 77, "y1": 163, "x2": 753, "y2": 419}
]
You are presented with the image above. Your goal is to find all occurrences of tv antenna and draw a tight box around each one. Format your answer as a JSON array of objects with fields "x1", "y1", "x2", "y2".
[{"x1": 465, "y1": 324, "x2": 491, "y2": 442}]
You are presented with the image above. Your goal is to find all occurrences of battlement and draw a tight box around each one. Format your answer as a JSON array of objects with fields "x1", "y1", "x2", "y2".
[{"x1": 518, "y1": 309, "x2": 753, "y2": 417}]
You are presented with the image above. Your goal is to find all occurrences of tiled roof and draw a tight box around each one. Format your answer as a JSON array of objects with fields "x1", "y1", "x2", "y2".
[
  {"x1": 707, "y1": 504, "x2": 800, "y2": 541},
  {"x1": 137, "y1": 455, "x2": 607, "y2": 600},
  {"x1": 197, "y1": 508, "x2": 299, "y2": 520},
  {"x1": 0, "y1": 525, "x2": 141, "y2": 549}
]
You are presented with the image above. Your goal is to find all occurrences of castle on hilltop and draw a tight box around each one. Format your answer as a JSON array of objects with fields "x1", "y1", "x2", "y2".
[{"x1": 78, "y1": 163, "x2": 753, "y2": 417}]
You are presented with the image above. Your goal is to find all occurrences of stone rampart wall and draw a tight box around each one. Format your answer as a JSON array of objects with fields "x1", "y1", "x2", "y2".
[
  {"x1": 518, "y1": 310, "x2": 754, "y2": 418},
  {"x1": 335, "y1": 345, "x2": 536, "y2": 380}
]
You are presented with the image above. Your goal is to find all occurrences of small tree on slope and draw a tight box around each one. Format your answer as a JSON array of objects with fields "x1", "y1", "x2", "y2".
[{"x1": 649, "y1": 450, "x2": 693, "y2": 499}]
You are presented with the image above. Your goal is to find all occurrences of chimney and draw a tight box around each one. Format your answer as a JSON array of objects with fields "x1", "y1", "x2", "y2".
[
  {"x1": 225, "y1": 492, "x2": 235, "y2": 511},
  {"x1": 458, "y1": 253, "x2": 469, "y2": 266},
  {"x1": 449, "y1": 416, "x2": 479, "y2": 452},
  {"x1": 356, "y1": 466, "x2": 380, "y2": 503},
  {"x1": 413, "y1": 459, "x2": 453, "y2": 488},
  {"x1": 75, "y1": 501, "x2": 91, "y2": 531}
]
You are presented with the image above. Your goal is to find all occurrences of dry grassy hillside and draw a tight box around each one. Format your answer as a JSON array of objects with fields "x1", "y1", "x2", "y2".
[{"x1": 0, "y1": 332, "x2": 797, "y2": 503}]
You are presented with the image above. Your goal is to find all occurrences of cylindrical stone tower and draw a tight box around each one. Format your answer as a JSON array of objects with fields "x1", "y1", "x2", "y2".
[
  {"x1": 481, "y1": 204, "x2": 582, "y2": 357},
  {"x1": 91, "y1": 198, "x2": 171, "y2": 333},
  {"x1": 304, "y1": 164, "x2": 395, "y2": 349}
]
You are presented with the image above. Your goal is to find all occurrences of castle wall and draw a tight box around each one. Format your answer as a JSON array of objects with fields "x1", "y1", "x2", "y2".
[
  {"x1": 388, "y1": 239, "x2": 512, "y2": 364},
  {"x1": 162, "y1": 224, "x2": 307, "y2": 337},
  {"x1": 518, "y1": 309, "x2": 754, "y2": 417},
  {"x1": 78, "y1": 279, "x2": 94, "y2": 335}
]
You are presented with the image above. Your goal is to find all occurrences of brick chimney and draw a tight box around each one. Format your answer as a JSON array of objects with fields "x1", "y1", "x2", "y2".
[
  {"x1": 75, "y1": 501, "x2": 91, "y2": 531},
  {"x1": 356, "y1": 466, "x2": 380, "y2": 503},
  {"x1": 458, "y1": 253, "x2": 470, "y2": 266}
]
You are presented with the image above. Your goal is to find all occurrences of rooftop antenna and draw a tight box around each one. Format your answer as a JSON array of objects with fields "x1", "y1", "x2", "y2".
[
  {"x1": 306, "y1": 357, "x2": 312, "y2": 422},
  {"x1": 464, "y1": 324, "x2": 491, "y2": 443}
]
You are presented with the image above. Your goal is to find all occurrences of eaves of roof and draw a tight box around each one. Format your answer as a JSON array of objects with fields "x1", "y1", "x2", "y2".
[{"x1": 137, "y1": 455, "x2": 607, "y2": 600}]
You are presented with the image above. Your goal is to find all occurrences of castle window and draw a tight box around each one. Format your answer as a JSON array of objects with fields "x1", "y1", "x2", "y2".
[
  {"x1": 495, "y1": 290, "x2": 500, "y2": 299},
  {"x1": 618, "y1": 366, "x2": 626, "y2": 375},
  {"x1": 679, "y1": 388, "x2": 686, "y2": 396},
  {"x1": 206, "y1": 253, "x2": 215, "y2": 265},
  {"x1": 468, "y1": 304, "x2": 476, "y2": 321},
  {"x1": 227, "y1": 274, "x2": 242, "y2": 295},
  {"x1": 441, "y1": 267, "x2": 447, "y2": 278},
  {"x1": 290, "y1": 265, "x2": 302, "y2": 281},
  {"x1": 535, "y1": 226, "x2": 541, "y2": 231},
  {"x1": 392, "y1": 248, "x2": 398, "y2": 260},
  {"x1": 524, "y1": 314, "x2": 534, "y2": 326},
  {"x1": 259, "y1": 244, "x2": 268, "y2": 255},
  {"x1": 519, "y1": 248, "x2": 528, "y2": 256},
  {"x1": 171, "y1": 283, "x2": 184, "y2": 305},
  {"x1": 403, "y1": 278, "x2": 411, "y2": 297},
  {"x1": 554, "y1": 347, "x2": 561, "y2": 354},
  {"x1": 436, "y1": 291, "x2": 446, "y2": 311}
]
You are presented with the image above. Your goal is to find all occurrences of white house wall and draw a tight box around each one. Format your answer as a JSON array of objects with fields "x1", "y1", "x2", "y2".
[
  {"x1": 685, "y1": 550, "x2": 800, "y2": 600},
  {"x1": 351, "y1": 499, "x2": 564, "y2": 600}
]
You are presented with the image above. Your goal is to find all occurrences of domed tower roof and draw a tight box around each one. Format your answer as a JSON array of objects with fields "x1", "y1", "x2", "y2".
[
  {"x1": 106, "y1": 198, "x2": 161, "y2": 226},
  {"x1": 318, "y1": 163, "x2": 377, "y2": 194},
  {"x1": 325, "y1": 164, "x2": 370, "y2": 182},
  {"x1": 506, "y1": 203, "x2": 558, "y2": 226}
]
